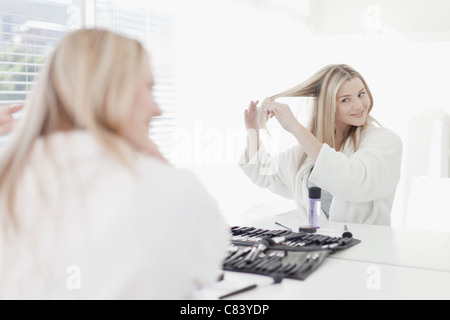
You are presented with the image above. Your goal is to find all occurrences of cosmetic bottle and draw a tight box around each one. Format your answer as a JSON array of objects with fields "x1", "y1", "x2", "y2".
[{"x1": 308, "y1": 187, "x2": 321, "y2": 229}]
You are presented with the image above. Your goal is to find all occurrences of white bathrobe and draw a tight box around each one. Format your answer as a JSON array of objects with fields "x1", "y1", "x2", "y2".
[
  {"x1": 0, "y1": 131, "x2": 229, "y2": 299},
  {"x1": 240, "y1": 125, "x2": 403, "y2": 225}
]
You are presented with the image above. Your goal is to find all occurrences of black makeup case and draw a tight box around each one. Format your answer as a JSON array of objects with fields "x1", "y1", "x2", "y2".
[{"x1": 223, "y1": 226, "x2": 361, "y2": 281}]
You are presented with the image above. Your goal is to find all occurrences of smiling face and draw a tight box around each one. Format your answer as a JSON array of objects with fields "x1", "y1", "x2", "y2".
[{"x1": 335, "y1": 77, "x2": 370, "y2": 134}]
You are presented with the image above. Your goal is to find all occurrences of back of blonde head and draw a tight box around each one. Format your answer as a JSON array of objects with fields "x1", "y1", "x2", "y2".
[
  {"x1": 260, "y1": 64, "x2": 377, "y2": 169},
  {"x1": 0, "y1": 29, "x2": 146, "y2": 231}
]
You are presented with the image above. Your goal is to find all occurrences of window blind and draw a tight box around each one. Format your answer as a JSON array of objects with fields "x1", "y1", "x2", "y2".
[
  {"x1": 94, "y1": 0, "x2": 176, "y2": 159},
  {"x1": 0, "y1": 0, "x2": 70, "y2": 106},
  {"x1": 0, "y1": 0, "x2": 176, "y2": 156}
]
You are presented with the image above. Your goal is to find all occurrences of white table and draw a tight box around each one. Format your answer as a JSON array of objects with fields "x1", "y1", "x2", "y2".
[
  {"x1": 274, "y1": 210, "x2": 450, "y2": 273},
  {"x1": 199, "y1": 209, "x2": 450, "y2": 300}
]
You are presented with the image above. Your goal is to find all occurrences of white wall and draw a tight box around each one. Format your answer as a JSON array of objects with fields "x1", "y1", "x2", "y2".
[{"x1": 172, "y1": 0, "x2": 314, "y2": 222}]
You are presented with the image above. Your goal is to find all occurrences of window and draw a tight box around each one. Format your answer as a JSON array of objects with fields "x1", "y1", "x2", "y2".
[
  {"x1": 0, "y1": 0, "x2": 176, "y2": 154},
  {"x1": 0, "y1": 0, "x2": 70, "y2": 104},
  {"x1": 94, "y1": 0, "x2": 176, "y2": 158}
]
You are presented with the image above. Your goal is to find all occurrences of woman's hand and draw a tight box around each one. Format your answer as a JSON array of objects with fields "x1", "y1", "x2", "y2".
[
  {"x1": 266, "y1": 101, "x2": 301, "y2": 134},
  {"x1": 244, "y1": 100, "x2": 260, "y2": 130},
  {"x1": 267, "y1": 100, "x2": 322, "y2": 162},
  {"x1": 243, "y1": 100, "x2": 263, "y2": 162},
  {"x1": 0, "y1": 104, "x2": 23, "y2": 136}
]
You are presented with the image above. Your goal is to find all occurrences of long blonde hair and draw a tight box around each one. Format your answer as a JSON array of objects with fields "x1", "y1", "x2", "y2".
[
  {"x1": 0, "y1": 29, "x2": 147, "y2": 230},
  {"x1": 260, "y1": 64, "x2": 377, "y2": 169}
]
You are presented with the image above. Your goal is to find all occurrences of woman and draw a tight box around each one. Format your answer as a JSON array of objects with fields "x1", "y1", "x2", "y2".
[
  {"x1": 0, "y1": 29, "x2": 229, "y2": 299},
  {"x1": 240, "y1": 64, "x2": 402, "y2": 226}
]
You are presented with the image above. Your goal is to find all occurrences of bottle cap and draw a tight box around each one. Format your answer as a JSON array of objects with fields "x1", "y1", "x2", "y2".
[{"x1": 308, "y1": 187, "x2": 321, "y2": 199}]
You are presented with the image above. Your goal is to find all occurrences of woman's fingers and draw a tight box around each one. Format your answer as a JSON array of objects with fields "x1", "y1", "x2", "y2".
[
  {"x1": 0, "y1": 104, "x2": 24, "y2": 136},
  {"x1": 246, "y1": 100, "x2": 259, "y2": 117},
  {"x1": 8, "y1": 104, "x2": 23, "y2": 114},
  {"x1": 249, "y1": 100, "x2": 258, "y2": 112},
  {"x1": 266, "y1": 102, "x2": 275, "y2": 118},
  {"x1": 245, "y1": 100, "x2": 261, "y2": 130}
]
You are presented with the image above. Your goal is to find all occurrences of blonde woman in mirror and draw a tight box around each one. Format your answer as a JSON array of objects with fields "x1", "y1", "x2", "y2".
[
  {"x1": 241, "y1": 64, "x2": 402, "y2": 226},
  {"x1": 0, "y1": 104, "x2": 23, "y2": 136},
  {"x1": 0, "y1": 29, "x2": 229, "y2": 299}
]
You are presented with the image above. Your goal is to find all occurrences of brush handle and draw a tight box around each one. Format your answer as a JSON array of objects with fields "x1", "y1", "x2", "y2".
[{"x1": 219, "y1": 284, "x2": 258, "y2": 300}]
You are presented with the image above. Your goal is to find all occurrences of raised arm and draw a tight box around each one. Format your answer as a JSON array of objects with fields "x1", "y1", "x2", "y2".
[{"x1": 265, "y1": 100, "x2": 323, "y2": 162}]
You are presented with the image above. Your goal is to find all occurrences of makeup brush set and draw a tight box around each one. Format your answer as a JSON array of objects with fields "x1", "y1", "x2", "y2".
[{"x1": 223, "y1": 225, "x2": 361, "y2": 281}]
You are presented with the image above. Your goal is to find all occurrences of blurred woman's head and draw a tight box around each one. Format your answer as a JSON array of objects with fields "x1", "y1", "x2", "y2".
[
  {"x1": 0, "y1": 29, "x2": 161, "y2": 229},
  {"x1": 35, "y1": 28, "x2": 160, "y2": 152}
]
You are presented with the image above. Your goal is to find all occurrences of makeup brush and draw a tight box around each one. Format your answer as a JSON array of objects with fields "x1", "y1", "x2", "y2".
[{"x1": 342, "y1": 225, "x2": 353, "y2": 238}]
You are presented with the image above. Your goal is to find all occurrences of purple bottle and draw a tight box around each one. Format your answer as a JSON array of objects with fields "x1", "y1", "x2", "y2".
[{"x1": 308, "y1": 187, "x2": 321, "y2": 229}]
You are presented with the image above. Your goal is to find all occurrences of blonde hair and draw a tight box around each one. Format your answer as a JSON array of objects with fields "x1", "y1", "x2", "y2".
[
  {"x1": 260, "y1": 64, "x2": 377, "y2": 169},
  {"x1": 0, "y1": 29, "x2": 147, "y2": 230}
]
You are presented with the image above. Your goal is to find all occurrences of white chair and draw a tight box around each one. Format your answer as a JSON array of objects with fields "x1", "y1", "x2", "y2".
[{"x1": 399, "y1": 110, "x2": 450, "y2": 232}]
